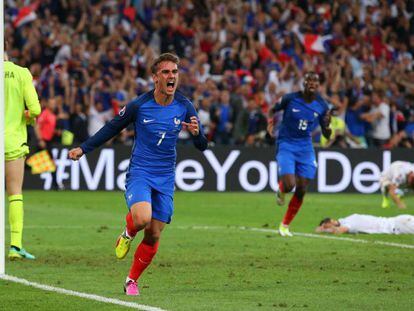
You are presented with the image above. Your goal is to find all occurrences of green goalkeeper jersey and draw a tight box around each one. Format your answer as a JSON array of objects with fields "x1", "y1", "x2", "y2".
[{"x1": 4, "y1": 61, "x2": 41, "y2": 154}]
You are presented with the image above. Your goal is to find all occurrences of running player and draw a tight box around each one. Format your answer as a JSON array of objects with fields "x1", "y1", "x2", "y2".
[
  {"x1": 267, "y1": 72, "x2": 331, "y2": 237},
  {"x1": 316, "y1": 214, "x2": 414, "y2": 234},
  {"x1": 379, "y1": 161, "x2": 414, "y2": 209},
  {"x1": 5, "y1": 49, "x2": 41, "y2": 259},
  {"x1": 68, "y1": 53, "x2": 208, "y2": 295}
]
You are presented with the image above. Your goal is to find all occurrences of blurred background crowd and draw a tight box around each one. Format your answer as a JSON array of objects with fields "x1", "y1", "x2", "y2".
[{"x1": 5, "y1": 0, "x2": 414, "y2": 148}]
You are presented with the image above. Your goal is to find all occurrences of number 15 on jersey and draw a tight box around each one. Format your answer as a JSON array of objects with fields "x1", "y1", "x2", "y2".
[{"x1": 298, "y1": 119, "x2": 308, "y2": 130}]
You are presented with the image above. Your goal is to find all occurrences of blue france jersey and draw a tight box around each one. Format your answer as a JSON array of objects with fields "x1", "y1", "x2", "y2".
[
  {"x1": 81, "y1": 90, "x2": 207, "y2": 175},
  {"x1": 276, "y1": 92, "x2": 329, "y2": 148}
]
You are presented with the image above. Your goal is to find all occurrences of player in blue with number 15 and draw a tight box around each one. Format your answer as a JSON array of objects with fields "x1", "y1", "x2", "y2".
[
  {"x1": 69, "y1": 53, "x2": 207, "y2": 296},
  {"x1": 267, "y1": 72, "x2": 331, "y2": 237}
]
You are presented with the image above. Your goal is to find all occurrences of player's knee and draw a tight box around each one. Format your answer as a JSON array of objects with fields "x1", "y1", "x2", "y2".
[
  {"x1": 133, "y1": 215, "x2": 151, "y2": 228},
  {"x1": 130, "y1": 202, "x2": 152, "y2": 228},
  {"x1": 130, "y1": 211, "x2": 151, "y2": 229}
]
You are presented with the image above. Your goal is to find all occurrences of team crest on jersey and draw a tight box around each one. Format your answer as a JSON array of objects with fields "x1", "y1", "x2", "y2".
[
  {"x1": 119, "y1": 106, "x2": 126, "y2": 116},
  {"x1": 174, "y1": 118, "x2": 181, "y2": 126}
]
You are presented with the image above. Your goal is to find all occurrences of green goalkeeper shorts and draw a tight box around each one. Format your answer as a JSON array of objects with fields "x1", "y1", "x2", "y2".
[{"x1": 5, "y1": 145, "x2": 29, "y2": 161}]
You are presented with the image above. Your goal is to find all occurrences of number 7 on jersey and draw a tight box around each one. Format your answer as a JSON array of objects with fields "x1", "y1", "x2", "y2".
[{"x1": 157, "y1": 132, "x2": 166, "y2": 146}]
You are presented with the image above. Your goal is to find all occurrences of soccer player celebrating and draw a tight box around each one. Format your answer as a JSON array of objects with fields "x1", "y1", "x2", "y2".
[
  {"x1": 68, "y1": 53, "x2": 208, "y2": 295},
  {"x1": 267, "y1": 72, "x2": 331, "y2": 237},
  {"x1": 5, "y1": 48, "x2": 41, "y2": 259}
]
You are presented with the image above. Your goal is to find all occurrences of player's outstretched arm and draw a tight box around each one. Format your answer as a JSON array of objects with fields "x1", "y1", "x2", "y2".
[
  {"x1": 80, "y1": 102, "x2": 137, "y2": 154},
  {"x1": 315, "y1": 225, "x2": 348, "y2": 234}
]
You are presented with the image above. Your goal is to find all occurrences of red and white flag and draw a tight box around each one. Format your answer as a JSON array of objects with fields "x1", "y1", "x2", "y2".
[
  {"x1": 292, "y1": 24, "x2": 332, "y2": 54},
  {"x1": 12, "y1": 2, "x2": 39, "y2": 28}
]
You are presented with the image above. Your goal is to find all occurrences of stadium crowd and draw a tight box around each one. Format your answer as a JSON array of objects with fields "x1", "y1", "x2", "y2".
[{"x1": 5, "y1": 0, "x2": 414, "y2": 148}]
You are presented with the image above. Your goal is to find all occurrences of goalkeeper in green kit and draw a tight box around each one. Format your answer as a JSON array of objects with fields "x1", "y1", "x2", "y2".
[{"x1": 4, "y1": 45, "x2": 41, "y2": 260}]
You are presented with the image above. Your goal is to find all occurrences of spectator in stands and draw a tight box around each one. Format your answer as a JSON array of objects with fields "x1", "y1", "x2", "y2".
[
  {"x1": 88, "y1": 80, "x2": 112, "y2": 136},
  {"x1": 362, "y1": 91, "x2": 391, "y2": 147},
  {"x1": 234, "y1": 98, "x2": 267, "y2": 146},
  {"x1": 4, "y1": 0, "x2": 414, "y2": 149},
  {"x1": 35, "y1": 98, "x2": 62, "y2": 190},
  {"x1": 70, "y1": 102, "x2": 89, "y2": 144},
  {"x1": 211, "y1": 90, "x2": 235, "y2": 145},
  {"x1": 196, "y1": 95, "x2": 213, "y2": 142}
]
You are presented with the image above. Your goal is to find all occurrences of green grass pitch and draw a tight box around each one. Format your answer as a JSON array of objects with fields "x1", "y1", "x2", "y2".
[{"x1": 1, "y1": 191, "x2": 414, "y2": 310}]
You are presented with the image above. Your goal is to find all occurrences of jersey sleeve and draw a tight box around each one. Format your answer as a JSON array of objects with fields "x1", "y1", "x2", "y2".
[
  {"x1": 21, "y1": 68, "x2": 41, "y2": 118},
  {"x1": 318, "y1": 97, "x2": 330, "y2": 129},
  {"x1": 80, "y1": 101, "x2": 138, "y2": 153},
  {"x1": 272, "y1": 93, "x2": 294, "y2": 112},
  {"x1": 185, "y1": 99, "x2": 208, "y2": 151}
]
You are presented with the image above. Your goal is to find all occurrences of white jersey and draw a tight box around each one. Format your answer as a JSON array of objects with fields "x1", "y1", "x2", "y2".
[
  {"x1": 339, "y1": 214, "x2": 414, "y2": 234},
  {"x1": 380, "y1": 161, "x2": 414, "y2": 192}
]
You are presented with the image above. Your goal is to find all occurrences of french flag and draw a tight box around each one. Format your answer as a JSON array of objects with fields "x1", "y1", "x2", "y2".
[
  {"x1": 292, "y1": 24, "x2": 332, "y2": 54},
  {"x1": 12, "y1": 2, "x2": 39, "y2": 28}
]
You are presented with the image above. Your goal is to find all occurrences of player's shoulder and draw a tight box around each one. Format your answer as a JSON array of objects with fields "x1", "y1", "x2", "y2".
[
  {"x1": 7, "y1": 61, "x2": 28, "y2": 71},
  {"x1": 175, "y1": 91, "x2": 194, "y2": 109},
  {"x1": 175, "y1": 91, "x2": 193, "y2": 105},
  {"x1": 128, "y1": 90, "x2": 154, "y2": 108},
  {"x1": 5, "y1": 61, "x2": 32, "y2": 78},
  {"x1": 315, "y1": 93, "x2": 330, "y2": 110},
  {"x1": 283, "y1": 91, "x2": 302, "y2": 101}
]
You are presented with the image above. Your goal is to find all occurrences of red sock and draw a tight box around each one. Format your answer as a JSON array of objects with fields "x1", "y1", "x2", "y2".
[
  {"x1": 126, "y1": 212, "x2": 138, "y2": 238},
  {"x1": 278, "y1": 181, "x2": 284, "y2": 193},
  {"x1": 128, "y1": 241, "x2": 159, "y2": 281},
  {"x1": 282, "y1": 195, "x2": 303, "y2": 226}
]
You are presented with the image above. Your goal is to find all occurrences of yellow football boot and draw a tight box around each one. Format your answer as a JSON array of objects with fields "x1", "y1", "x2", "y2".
[{"x1": 115, "y1": 233, "x2": 132, "y2": 259}]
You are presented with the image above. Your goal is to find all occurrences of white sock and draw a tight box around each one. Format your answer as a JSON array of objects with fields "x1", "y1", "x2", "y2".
[
  {"x1": 126, "y1": 276, "x2": 135, "y2": 283},
  {"x1": 124, "y1": 228, "x2": 133, "y2": 239}
]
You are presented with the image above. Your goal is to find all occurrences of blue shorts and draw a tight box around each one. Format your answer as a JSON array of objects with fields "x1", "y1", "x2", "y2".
[
  {"x1": 125, "y1": 174, "x2": 174, "y2": 224},
  {"x1": 276, "y1": 143, "x2": 317, "y2": 179}
]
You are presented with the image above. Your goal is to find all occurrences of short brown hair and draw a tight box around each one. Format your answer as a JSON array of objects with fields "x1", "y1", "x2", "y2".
[
  {"x1": 319, "y1": 218, "x2": 333, "y2": 226},
  {"x1": 150, "y1": 53, "x2": 180, "y2": 74}
]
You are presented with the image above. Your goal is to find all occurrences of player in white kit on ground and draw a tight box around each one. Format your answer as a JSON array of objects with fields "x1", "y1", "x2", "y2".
[
  {"x1": 316, "y1": 214, "x2": 414, "y2": 234},
  {"x1": 379, "y1": 161, "x2": 414, "y2": 209}
]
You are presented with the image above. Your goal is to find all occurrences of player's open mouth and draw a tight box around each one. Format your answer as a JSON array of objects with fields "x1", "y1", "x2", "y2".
[{"x1": 167, "y1": 81, "x2": 175, "y2": 91}]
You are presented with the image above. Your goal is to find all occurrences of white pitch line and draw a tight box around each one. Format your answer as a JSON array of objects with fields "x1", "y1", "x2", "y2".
[
  {"x1": 8, "y1": 224, "x2": 414, "y2": 250},
  {"x1": 0, "y1": 274, "x2": 167, "y2": 311},
  {"x1": 179, "y1": 225, "x2": 414, "y2": 250}
]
